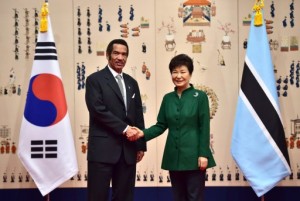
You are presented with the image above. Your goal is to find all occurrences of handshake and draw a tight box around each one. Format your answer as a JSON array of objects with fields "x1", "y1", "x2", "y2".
[{"x1": 125, "y1": 126, "x2": 144, "y2": 141}]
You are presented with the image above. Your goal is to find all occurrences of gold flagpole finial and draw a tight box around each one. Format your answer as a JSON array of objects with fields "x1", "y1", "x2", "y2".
[
  {"x1": 40, "y1": 1, "x2": 49, "y2": 32},
  {"x1": 253, "y1": 0, "x2": 264, "y2": 26}
]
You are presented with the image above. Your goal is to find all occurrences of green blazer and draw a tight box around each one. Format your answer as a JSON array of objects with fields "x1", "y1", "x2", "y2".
[{"x1": 144, "y1": 85, "x2": 216, "y2": 171}]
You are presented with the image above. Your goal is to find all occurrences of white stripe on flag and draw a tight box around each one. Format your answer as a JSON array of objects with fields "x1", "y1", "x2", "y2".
[
  {"x1": 239, "y1": 89, "x2": 290, "y2": 172},
  {"x1": 245, "y1": 56, "x2": 282, "y2": 122}
]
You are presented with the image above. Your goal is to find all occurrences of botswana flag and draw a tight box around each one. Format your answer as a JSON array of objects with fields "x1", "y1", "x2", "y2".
[{"x1": 231, "y1": 11, "x2": 291, "y2": 197}]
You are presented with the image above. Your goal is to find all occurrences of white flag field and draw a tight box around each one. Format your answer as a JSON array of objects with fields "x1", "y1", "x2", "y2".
[{"x1": 18, "y1": 8, "x2": 78, "y2": 196}]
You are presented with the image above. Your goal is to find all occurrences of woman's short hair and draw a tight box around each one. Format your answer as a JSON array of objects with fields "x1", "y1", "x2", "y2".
[{"x1": 169, "y1": 54, "x2": 194, "y2": 74}]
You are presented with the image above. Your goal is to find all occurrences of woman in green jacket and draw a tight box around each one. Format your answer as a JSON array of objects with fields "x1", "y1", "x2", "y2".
[{"x1": 128, "y1": 54, "x2": 216, "y2": 201}]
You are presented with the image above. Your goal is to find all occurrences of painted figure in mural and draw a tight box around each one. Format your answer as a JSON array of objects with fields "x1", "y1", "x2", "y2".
[
  {"x1": 85, "y1": 39, "x2": 146, "y2": 201},
  {"x1": 127, "y1": 54, "x2": 216, "y2": 201},
  {"x1": 106, "y1": 21, "x2": 111, "y2": 32}
]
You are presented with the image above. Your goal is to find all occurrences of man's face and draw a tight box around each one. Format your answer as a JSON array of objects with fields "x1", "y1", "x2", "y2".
[{"x1": 107, "y1": 44, "x2": 128, "y2": 73}]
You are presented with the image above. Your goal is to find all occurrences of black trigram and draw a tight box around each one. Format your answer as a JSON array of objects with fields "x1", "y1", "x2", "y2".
[
  {"x1": 34, "y1": 42, "x2": 58, "y2": 60},
  {"x1": 31, "y1": 140, "x2": 57, "y2": 158}
]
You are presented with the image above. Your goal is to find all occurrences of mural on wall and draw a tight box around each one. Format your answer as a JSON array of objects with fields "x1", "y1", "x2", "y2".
[
  {"x1": 178, "y1": 0, "x2": 218, "y2": 53},
  {"x1": 0, "y1": 68, "x2": 21, "y2": 97},
  {"x1": 157, "y1": 17, "x2": 176, "y2": 51},
  {"x1": 195, "y1": 84, "x2": 218, "y2": 119},
  {"x1": 218, "y1": 21, "x2": 234, "y2": 50},
  {"x1": 180, "y1": 0, "x2": 213, "y2": 26},
  {"x1": 0, "y1": 125, "x2": 17, "y2": 155},
  {"x1": 0, "y1": 0, "x2": 300, "y2": 190}
]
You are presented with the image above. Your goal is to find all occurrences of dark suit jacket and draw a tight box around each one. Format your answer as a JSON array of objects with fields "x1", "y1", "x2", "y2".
[{"x1": 85, "y1": 66, "x2": 146, "y2": 165}]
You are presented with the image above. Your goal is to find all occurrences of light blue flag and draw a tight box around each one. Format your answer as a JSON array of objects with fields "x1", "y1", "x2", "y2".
[{"x1": 231, "y1": 10, "x2": 291, "y2": 197}]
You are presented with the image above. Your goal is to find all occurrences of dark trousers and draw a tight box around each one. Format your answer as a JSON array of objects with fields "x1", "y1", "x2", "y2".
[
  {"x1": 87, "y1": 154, "x2": 136, "y2": 201},
  {"x1": 169, "y1": 170, "x2": 206, "y2": 201}
]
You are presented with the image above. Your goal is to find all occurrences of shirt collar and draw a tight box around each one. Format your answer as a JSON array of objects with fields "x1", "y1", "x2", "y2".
[
  {"x1": 108, "y1": 65, "x2": 123, "y2": 78},
  {"x1": 174, "y1": 84, "x2": 194, "y2": 94}
]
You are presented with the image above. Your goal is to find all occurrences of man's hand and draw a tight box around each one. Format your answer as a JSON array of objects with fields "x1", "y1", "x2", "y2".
[
  {"x1": 126, "y1": 127, "x2": 144, "y2": 141},
  {"x1": 136, "y1": 151, "x2": 144, "y2": 162},
  {"x1": 125, "y1": 126, "x2": 138, "y2": 138}
]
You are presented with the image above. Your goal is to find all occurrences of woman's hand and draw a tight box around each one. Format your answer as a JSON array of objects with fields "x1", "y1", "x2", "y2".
[
  {"x1": 198, "y1": 157, "x2": 208, "y2": 171},
  {"x1": 127, "y1": 127, "x2": 144, "y2": 141}
]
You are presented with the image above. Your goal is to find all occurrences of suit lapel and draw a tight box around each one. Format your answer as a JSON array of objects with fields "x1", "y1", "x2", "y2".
[{"x1": 123, "y1": 74, "x2": 133, "y2": 109}]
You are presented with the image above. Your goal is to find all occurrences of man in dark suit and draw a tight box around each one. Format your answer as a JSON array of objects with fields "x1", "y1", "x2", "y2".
[{"x1": 85, "y1": 39, "x2": 146, "y2": 201}]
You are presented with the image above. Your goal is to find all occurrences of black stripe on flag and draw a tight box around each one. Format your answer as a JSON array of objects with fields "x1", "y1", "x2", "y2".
[
  {"x1": 30, "y1": 140, "x2": 58, "y2": 159},
  {"x1": 241, "y1": 62, "x2": 290, "y2": 165},
  {"x1": 31, "y1": 140, "x2": 43, "y2": 145},
  {"x1": 36, "y1": 42, "x2": 56, "y2": 48},
  {"x1": 46, "y1": 140, "x2": 57, "y2": 145},
  {"x1": 31, "y1": 140, "x2": 43, "y2": 158},
  {"x1": 45, "y1": 147, "x2": 57, "y2": 152},
  {"x1": 35, "y1": 49, "x2": 57, "y2": 54},
  {"x1": 34, "y1": 42, "x2": 57, "y2": 60},
  {"x1": 45, "y1": 140, "x2": 58, "y2": 158},
  {"x1": 31, "y1": 147, "x2": 43, "y2": 152},
  {"x1": 45, "y1": 154, "x2": 57, "y2": 158},
  {"x1": 34, "y1": 55, "x2": 57, "y2": 60},
  {"x1": 31, "y1": 154, "x2": 43, "y2": 158}
]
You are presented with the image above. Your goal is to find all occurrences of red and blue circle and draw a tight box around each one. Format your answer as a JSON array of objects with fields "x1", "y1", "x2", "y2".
[{"x1": 24, "y1": 73, "x2": 67, "y2": 127}]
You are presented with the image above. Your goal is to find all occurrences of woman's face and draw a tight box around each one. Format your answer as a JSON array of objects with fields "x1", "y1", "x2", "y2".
[{"x1": 171, "y1": 65, "x2": 191, "y2": 91}]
